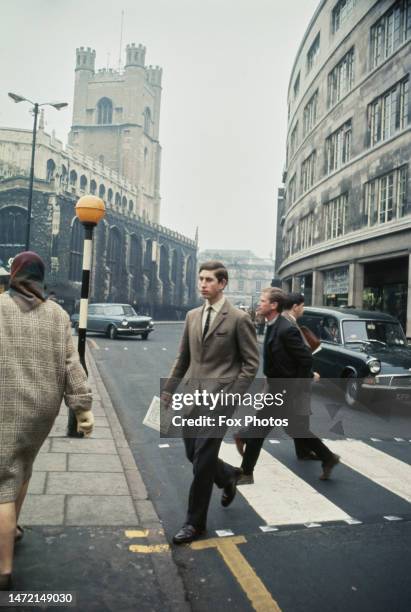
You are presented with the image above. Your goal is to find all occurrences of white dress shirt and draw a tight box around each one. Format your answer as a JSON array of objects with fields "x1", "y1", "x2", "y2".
[{"x1": 201, "y1": 295, "x2": 226, "y2": 333}]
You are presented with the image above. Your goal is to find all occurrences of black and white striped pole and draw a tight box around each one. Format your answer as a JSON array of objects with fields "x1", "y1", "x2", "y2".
[{"x1": 67, "y1": 194, "x2": 105, "y2": 437}]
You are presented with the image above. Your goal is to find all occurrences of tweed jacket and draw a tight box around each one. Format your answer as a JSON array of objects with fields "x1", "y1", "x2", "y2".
[
  {"x1": 163, "y1": 298, "x2": 259, "y2": 396},
  {"x1": 0, "y1": 293, "x2": 92, "y2": 502}
]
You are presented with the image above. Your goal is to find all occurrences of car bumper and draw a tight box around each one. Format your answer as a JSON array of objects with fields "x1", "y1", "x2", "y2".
[
  {"x1": 362, "y1": 378, "x2": 411, "y2": 401},
  {"x1": 117, "y1": 327, "x2": 154, "y2": 335}
]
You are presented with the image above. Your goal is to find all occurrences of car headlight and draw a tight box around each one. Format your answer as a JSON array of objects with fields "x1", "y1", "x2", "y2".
[
  {"x1": 149, "y1": 319, "x2": 154, "y2": 326},
  {"x1": 121, "y1": 320, "x2": 128, "y2": 327},
  {"x1": 368, "y1": 359, "x2": 381, "y2": 374}
]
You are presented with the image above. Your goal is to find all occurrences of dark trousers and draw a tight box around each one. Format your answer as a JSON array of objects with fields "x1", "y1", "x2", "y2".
[
  {"x1": 183, "y1": 435, "x2": 236, "y2": 529},
  {"x1": 241, "y1": 415, "x2": 334, "y2": 475}
]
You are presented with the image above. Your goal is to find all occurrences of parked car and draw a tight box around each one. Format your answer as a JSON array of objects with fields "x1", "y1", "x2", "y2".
[
  {"x1": 299, "y1": 307, "x2": 411, "y2": 407},
  {"x1": 71, "y1": 303, "x2": 154, "y2": 340}
]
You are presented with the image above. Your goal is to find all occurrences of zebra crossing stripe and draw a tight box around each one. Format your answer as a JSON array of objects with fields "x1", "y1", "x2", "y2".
[
  {"x1": 326, "y1": 440, "x2": 411, "y2": 504},
  {"x1": 220, "y1": 442, "x2": 351, "y2": 526}
]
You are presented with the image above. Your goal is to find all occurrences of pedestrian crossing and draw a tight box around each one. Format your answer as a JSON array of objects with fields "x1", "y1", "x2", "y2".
[{"x1": 215, "y1": 438, "x2": 411, "y2": 531}]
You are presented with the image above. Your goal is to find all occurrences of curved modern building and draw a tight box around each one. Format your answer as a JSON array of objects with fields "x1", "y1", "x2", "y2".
[{"x1": 277, "y1": 0, "x2": 411, "y2": 336}]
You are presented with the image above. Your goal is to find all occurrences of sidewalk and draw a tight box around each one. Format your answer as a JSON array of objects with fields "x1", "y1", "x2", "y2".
[{"x1": 13, "y1": 348, "x2": 189, "y2": 612}]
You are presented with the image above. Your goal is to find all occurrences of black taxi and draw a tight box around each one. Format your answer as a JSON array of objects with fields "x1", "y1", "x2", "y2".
[{"x1": 299, "y1": 307, "x2": 411, "y2": 407}]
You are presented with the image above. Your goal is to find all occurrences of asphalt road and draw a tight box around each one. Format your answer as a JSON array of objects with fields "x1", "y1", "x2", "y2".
[{"x1": 90, "y1": 323, "x2": 411, "y2": 612}]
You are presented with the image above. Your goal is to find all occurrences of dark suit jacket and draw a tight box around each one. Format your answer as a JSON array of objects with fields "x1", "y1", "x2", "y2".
[{"x1": 264, "y1": 315, "x2": 313, "y2": 379}]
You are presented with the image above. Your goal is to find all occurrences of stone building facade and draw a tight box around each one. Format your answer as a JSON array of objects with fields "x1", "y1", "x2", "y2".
[
  {"x1": 199, "y1": 249, "x2": 275, "y2": 308},
  {"x1": 277, "y1": 0, "x2": 411, "y2": 336},
  {"x1": 0, "y1": 43, "x2": 197, "y2": 317}
]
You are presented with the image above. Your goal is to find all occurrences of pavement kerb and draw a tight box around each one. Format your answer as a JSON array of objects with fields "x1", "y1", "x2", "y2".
[{"x1": 86, "y1": 345, "x2": 191, "y2": 612}]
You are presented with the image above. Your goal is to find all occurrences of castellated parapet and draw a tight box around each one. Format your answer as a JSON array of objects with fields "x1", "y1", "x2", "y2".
[
  {"x1": 147, "y1": 66, "x2": 162, "y2": 87},
  {"x1": 125, "y1": 43, "x2": 146, "y2": 68},
  {"x1": 75, "y1": 47, "x2": 96, "y2": 72}
]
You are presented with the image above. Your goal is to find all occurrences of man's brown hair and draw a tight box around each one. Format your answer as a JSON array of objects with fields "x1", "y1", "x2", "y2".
[
  {"x1": 198, "y1": 261, "x2": 229, "y2": 283},
  {"x1": 261, "y1": 287, "x2": 287, "y2": 312}
]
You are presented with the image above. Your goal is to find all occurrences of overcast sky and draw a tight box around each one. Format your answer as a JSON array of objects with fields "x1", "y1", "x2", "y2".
[{"x1": 0, "y1": 0, "x2": 319, "y2": 259}]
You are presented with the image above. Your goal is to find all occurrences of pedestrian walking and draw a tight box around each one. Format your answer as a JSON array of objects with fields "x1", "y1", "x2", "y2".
[
  {"x1": 235, "y1": 288, "x2": 339, "y2": 484},
  {"x1": 162, "y1": 261, "x2": 259, "y2": 544},
  {"x1": 0, "y1": 251, "x2": 94, "y2": 590}
]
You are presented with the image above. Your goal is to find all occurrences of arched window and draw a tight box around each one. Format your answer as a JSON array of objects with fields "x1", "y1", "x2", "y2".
[
  {"x1": 129, "y1": 234, "x2": 142, "y2": 287},
  {"x1": 69, "y1": 170, "x2": 77, "y2": 186},
  {"x1": 186, "y1": 256, "x2": 195, "y2": 301},
  {"x1": 115, "y1": 193, "x2": 121, "y2": 207},
  {"x1": 121, "y1": 196, "x2": 127, "y2": 210},
  {"x1": 80, "y1": 175, "x2": 87, "y2": 191},
  {"x1": 129, "y1": 200, "x2": 134, "y2": 213},
  {"x1": 0, "y1": 207, "x2": 26, "y2": 246},
  {"x1": 68, "y1": 218, "x2": 84, "y2": 282},
  {"x1": 107, "y1": 227, "x2": 121, "y2": 280},
  {"x1": 90, "y1": 179, "x2": 97, "y2": 195},
  {"x1": 159, "y1": 245, "x2": 169, "y2": 282},
  {"x1": 60, "y1": 164, "x2": 68, "y2": 186},
  {"x1": 99, "y1": 184, "x2": 106, "y2": 199},
  {"x1": 97, "y1": 97, "x2": 113, "y2": 125},
  {"x1": 144, "y1": 239, "x2": 153, "y2": 272},
  {"x1": 144, "y1": 108, "x2": 151, "y2": 135},
  {"x1": 107, "y1": 188, "x2": 113, "y2": 204},
  {"x1": 171, "y1": 250, "x2": 178, "y2": 283},
  {"x1": 46, "y1": 159, "x2": 56, "y2": 181},
  {"x1": 144, "y1": 147, "x2": 148, "y2": 163}
]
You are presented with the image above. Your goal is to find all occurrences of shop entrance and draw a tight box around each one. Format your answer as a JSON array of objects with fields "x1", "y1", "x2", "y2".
[{"x1": 363, "y1": 256, "x2": 408, "y2": 331}]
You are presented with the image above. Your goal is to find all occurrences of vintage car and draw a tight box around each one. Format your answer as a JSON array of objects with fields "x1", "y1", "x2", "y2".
[
  {"x1": 71, "y1": 303, "x2": 154, "y2": 340},
  {"x1": 299, "y1": 307, "x2": 411, "y2": 407}
]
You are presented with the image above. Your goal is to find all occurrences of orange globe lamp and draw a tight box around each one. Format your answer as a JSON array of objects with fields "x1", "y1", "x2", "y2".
[{"x1": 75, "y1": 195, "x2": 105, "y2": 225}]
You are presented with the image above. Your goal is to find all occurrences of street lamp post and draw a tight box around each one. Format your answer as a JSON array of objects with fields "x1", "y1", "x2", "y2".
[
  {"x1": 8, "y1": 92, "x2": 68, "y2": 251},
  {"x1": 67, "y1": 195, "x2": 105, "y2": 437}
]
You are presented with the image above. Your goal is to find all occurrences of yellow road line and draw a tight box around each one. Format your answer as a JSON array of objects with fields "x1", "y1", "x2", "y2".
[
  {"x1": 125, "y1": 529, "x2": 149, "y2": 538},
  {"x1": 191, "y1": 536, "x2": 281, "y2": 612},
  {"x1": 129, "y1": 543, "x2": 170, "y2": 554}
]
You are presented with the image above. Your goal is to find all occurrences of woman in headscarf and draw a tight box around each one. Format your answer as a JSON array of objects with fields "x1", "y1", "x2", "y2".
[{"x1": 0, "y1": 251, "x2": 94, "y2": 590}]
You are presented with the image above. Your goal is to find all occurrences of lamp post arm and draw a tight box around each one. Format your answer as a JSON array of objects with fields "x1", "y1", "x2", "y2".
[{"x1": 26, "y1": 102, "x2": 39, "y2": 251}]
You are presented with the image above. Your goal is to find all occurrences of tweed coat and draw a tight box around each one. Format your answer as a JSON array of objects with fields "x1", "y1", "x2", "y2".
[{"x1": 0, "y1": 293, "x2": 92, "y2": 502}]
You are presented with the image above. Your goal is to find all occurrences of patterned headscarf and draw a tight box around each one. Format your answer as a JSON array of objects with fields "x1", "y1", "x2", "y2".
[{"x1": 9, "y1": 251, "x2": 47, "y2": 312}]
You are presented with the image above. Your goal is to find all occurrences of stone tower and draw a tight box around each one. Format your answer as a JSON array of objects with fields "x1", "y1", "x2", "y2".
[{"x1": 69, "y1": 44, "x2": 162, "y2": 222}]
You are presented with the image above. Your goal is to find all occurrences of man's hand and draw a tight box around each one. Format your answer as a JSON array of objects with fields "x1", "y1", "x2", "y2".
[
  {"x1": 313, "y1": 372, "x2": 320, "y2": 382},
  {"x1": 160, "y1": 391, "x2": 172, "y2": 410},
  {"x1": 76, "y1": 409, "x2": 94, "y2": 436}
]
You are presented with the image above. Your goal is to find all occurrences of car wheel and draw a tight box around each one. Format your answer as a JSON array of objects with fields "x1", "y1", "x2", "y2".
[
  {"x1": 344, "y1": 372, "x2": 361, "y2": 408},
  {"x1": 141, "y1": 332, "x2": 149, "y2": 340},
  {"x1": 107, "y1": 325, "x2": 117, "y2": 340}
]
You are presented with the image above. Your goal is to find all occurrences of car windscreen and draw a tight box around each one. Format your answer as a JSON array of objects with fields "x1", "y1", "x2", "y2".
[
  {"x1": 103, "y1": 305, "x2": 137, "y2": 317},
  {"x1": 342, "y1": 320, "x2": 406, "y2": 347}
]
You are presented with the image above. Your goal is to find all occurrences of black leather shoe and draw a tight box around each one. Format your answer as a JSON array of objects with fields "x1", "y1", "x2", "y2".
[
  {"x1": 172, "y1": 524, "x2": 204, "y2": 545},
  {"x1": 0, "y1": 574, "x2": 12, "y2": 591},
  {"x1": 221, "y1": 468, "x2": 242, "y2": 507},
  {"x1": 320, "y1": 454, "x2": 340, "y2": 480}
]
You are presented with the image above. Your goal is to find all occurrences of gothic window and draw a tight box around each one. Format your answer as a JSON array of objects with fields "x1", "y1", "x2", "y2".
[
  {"x1": 144, "y1": 239, "x2": 153, "y2": 272},
  {"x1": 129, "y1": 200, "x2": 134, "y2": 213},
  {"x1": 69, "y1": 170, "x2": 77, "y2": 186},
  {"x1": 107, "y1": 188, "x2": 113, "y2": 204},
  {"x1": 97, "y1": 97, "x2": 113, "y2": 125},
  {"x1": 144, "y1": 108, "x2": 151, "y2": 135},
  {"x1": 60, "y1": 164, "x2": 68, "y2": 186},
  {"x1": 160, "y1": 245, "x2": 169, "y2": 282},
  {"x1": 68, "y1": 218, "x2": 84, "y2": 282},
  {"x1": 129, "y1": 234, "x2": 142, "y2": 288},
  {"x1": 122, "y1": 196, "x2": 127, "y2": 210},
  {"x1": 0, "y1": 207, "x2": 26, "y2": 245},
  {"x1": 90, "y1": 179, "x2": 97, "y2": 195},
  {"x1": 46, "y1": 159, "x2": 56, "y2": 181},
  {"x1": 144, "y1": 147, "x2": 148, "y2": 163},
  {"x1": 99, "y1": 184, "x2": 106, "y2": 199},
  {"x1": 80, "y1": 175, "x2": 87, "y2": 191},
  {"x1": 186, "y1": 256, "x2": 195, "y2": 301},
  {"x1": 107, "y1": 227, "x2": 121, "y2": 279},
  {"x1": 115, "y1": 193, "x2": 121, "y2": 207},
  {"x1": 171, "y1": 250, "x2": 178, "y2": 283}
]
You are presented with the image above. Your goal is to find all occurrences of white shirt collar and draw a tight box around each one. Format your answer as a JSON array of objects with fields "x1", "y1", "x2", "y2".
[
  {"x1": 205, "y1": 295, "x2": 225, "y2": 313},
  {"x1": 266, "y1": 313, "x2": 279, "y2": 326}
]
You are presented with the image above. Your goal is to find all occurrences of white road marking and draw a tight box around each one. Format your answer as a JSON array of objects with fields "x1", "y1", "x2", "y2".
[
  {"x1": 370, "y1": 438, "x2": 381, "y2": 442},
  {"x1": 259, "y1": 526, "x2": 278, "y2": 532},
  {"x1": 327, "y1": 439, "x2": 411, "y2": 504},
  {"x1": 344, "y1": 518, "x2": 362, "y2": 525},
  {"x1": 394, "y1": 437, "x2": 405, "y2": 442},
  {"x1": 220, "y1": 443, "x2": 351, "y2": 526},
  {"x1": 158, "y1": 444, "x2": 170, "y2": 448},
  {"x1": 269, "y1": 440, "x2": 280, "y2": 444},
  {"x1": 216, "y1": 530, "x2": 234, "y2": 537}
]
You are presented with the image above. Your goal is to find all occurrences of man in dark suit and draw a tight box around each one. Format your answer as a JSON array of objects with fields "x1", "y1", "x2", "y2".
[
  {"x1": 235, "y1": 287, "x2": 339, "y2": 483},
  {"x1": 162, "y1": 261, "x2": 259, "y2": 544}
]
